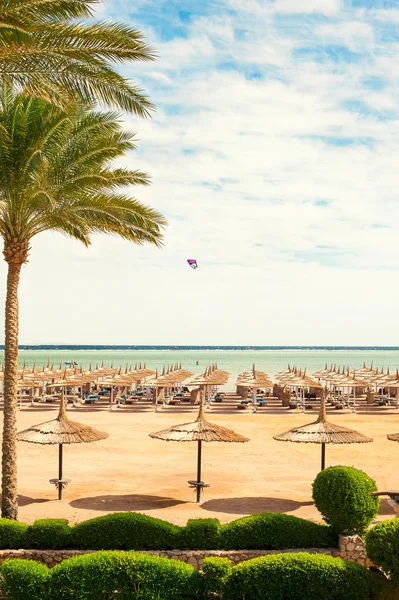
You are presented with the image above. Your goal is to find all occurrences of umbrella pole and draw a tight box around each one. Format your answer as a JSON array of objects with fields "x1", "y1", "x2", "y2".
[
  {"x1": 196, "y1": 440, "x2": 202, "y2": 503},
  {"x1": 321, "y1": 443, "x2": 326, "y2": 471},
  {"x1": 253, "y1": 386, "x2": 257, "y2": 413},
  {"x1": 58, "y1": 443, "x2": 63, "y2": 500}
]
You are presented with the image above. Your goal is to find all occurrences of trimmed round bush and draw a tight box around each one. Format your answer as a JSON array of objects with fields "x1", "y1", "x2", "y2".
[
  {"x1": 70, "y1": 512, "x2": 182, "y2": 550},
  {"x1": 366, "y1": 519, "x2": 399, "y2": 585},
  {"x1": 49, "y1": 550, "x2": 201, "y2": 600},
  {"x1": 0, "y1": 519, "x2": 28, "y2": 549},
  {"x1": 26, "y1": 519, "x2": 71, "y2": 550},
  {"x1": 203, "y1": 557, "x2": 232, "y2": 598},
  {"x1": 183, "y1": 518, "x2": 221, "y2": 550},
  {"x1": 312, "y1": 466, "x2": 379, "y2": 535},
  {"x1": 220, "y1": 512, "x2": 338, "y2": 550},
  {"x1": 1, "y1": 559, "x2": 50, "y2": 600},
  {"x1": 226, "y1": 553, "x2": 376, "y2": 600}
]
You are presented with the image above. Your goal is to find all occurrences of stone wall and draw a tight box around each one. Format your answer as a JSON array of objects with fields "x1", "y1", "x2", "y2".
[
  {"x1": 0, "y1": 536, "x2": 371, "y2": 570},
  {"x1": 339, "y1": 534, "x2": 372, "y2": 567}
]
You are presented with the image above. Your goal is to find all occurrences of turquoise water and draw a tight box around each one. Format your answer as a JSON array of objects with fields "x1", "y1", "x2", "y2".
[{"x1": 6, "y1": 348, "x2": 399, "y2": 389}]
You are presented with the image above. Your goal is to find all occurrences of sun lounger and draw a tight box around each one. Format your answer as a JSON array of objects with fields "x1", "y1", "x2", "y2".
[
  {"x1": 82, "y1": 396, "x2": 97, "y2": 404},
  {"x1": 123, "y1": 396, "x2": 138, "y2": 404},
  {"x1": 168, "y1": 397, "x2": 181, "y2": 405}
]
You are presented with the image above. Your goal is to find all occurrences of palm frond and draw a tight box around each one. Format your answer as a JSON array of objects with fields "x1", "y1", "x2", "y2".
[
  {"x1": 0, "y1": 0, "x2": 155, "y2": 113},
  {"x1": 0, "y1": 90, "x2": 166, "y2": 250}
]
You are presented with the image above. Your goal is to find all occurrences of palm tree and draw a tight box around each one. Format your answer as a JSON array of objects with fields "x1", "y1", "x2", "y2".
[
  {"x1": 0, "y1": 88, "x2": 166, "y2": 518},
  {"x1": 0, "y1": 0, "x2": 155, "y2": 114}
]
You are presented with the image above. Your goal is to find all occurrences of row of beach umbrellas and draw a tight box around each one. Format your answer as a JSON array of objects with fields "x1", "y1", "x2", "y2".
[{"x1": 14, "y1": 363, "x2": 399, "y2": 503}]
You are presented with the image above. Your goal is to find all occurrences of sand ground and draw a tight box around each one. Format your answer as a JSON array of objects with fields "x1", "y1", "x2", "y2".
[{"x1": 4, "y1": 402, "x2": 399, "y2": 525}]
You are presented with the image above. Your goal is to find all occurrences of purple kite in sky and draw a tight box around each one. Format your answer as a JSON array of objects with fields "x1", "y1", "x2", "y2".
[{"x1": 187, "y1": 259, "x2": 198, "y2": 269}]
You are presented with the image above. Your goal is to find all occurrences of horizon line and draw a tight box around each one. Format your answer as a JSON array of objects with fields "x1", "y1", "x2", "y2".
[{"x1": 7, "y1": 345, "x2": 399, "y2": 351}]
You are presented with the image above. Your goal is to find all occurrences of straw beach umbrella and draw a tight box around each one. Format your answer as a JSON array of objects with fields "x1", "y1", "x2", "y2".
[
  {"x1": 274, "y1": 389, "x2": 373, "y2": 470},
  {"x1": 146, "y1": 366, "x2": 195, "y2": 410},
  {"x1": 17, "y1": 393, "x2": 108, "y2": 499},
  {"x1": 277, "y1": 369, "x2": 321, "y2": 409},
  {"x1": 236, "y1": 365, "x2": 273, "y2": 412},
  {"x1": 17, "y1": 377, "x2": 41, "y2": 409},
  {"x1": 149, "y1": 400, "x2": 249, "y2": 502},
  {"x1": 97, "y1": 369, "x2": 135, "y2": 410}
]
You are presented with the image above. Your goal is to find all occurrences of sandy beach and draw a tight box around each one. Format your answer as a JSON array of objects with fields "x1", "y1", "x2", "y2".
[{"x1": 7, "y1": 401, "x2": 399, "y2": 526}]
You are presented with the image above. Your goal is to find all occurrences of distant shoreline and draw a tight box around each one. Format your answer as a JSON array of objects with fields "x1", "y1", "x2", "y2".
[{"x1": 8, "y1": 345, "x2": 399, "y2": 351}]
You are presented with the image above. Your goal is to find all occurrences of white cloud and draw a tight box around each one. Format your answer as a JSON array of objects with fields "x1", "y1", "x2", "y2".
[
  {"x1": 2, "y1": 0, "x2": 399, "y2": 346},
  {"x1": 316, "y1": 21, "x2": 374, "y2": 51},
  {"x1": 275, "y1": 0, "x2": 342, "y2": 14}
]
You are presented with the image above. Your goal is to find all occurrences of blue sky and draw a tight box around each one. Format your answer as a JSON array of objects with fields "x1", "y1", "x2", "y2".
[{"x1": 2, "y1": 0, "x2": 399, "y2": 345}]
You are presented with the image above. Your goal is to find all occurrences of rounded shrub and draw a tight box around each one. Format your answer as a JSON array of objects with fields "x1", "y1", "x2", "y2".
[
  {"x1": 26, "y1": 519, "x2": 71, "y2": 549},
  {"x1": 202, "y1": 556, "x2": 232, "y2": 598},
  {"x1": 48, "y1": 550, "x2": 201, "y2": 600},
  {"x1": 0, "y1": 519, "x2": 28, "y2": 549},
  {"x1": 70, "y1": 512, "x2": 182, "y2": 550},
  {"x1": 1, "y1": 559, "x2": 50, "y2": 600},
  {"x1": 183, "y1": 518, "x2": 221, "y2": 550},
  {"x1": 366, "y1": 519, "x2": 399, "y2": 585},
  {"x1": 220, "y1": 512, "x2": 338, "y2": 550},
  {"x1": 312, "y1": 466, "x2": 379, "y2": 535},
  {"x1": 226, "y1": 552, "x2": 375, "y2": 600}
]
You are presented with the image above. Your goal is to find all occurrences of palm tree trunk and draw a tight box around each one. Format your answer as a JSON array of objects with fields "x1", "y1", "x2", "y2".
[{"x1": 2, "y1": 261, "x2": 22, "y2": 519}]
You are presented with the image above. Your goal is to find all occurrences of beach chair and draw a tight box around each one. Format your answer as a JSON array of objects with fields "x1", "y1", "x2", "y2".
[
  {"x1": 168, "y1": 397, "x2": 181, "y2": 406},
  {"x1": 82, "y1": 395, "x2": 97, "y2": 405}
]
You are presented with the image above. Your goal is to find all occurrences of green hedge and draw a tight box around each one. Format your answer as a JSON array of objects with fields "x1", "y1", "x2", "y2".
[
  {"x1": 1, "y1": 551, "x2": 201, "y2": 600},
  {"x1": 1, "y1": 559, "x2": 50, "y2": 600},
  {"x1": 220, "y1": 512, "x2": 337, "y2": 549},
  {"x1": 0, "y1": 512, "x2": 339, "y2": 551},
  {"x1": 202, "y1": 557, "x2": 232, "y2": 598},
  {"x1": 0, "y1": 551, "x2": 379, "y2": 600},
  {"x1": 225, "y1": 553, "x2": 376, "y2": 600},
  {"x1": 0, "y1": 520, "x2": 29, "y2": 549},
  {"x1": 183, "y1": 519, "x2": 222, "y2": 550},
  {"x1": 71, "y1": 512, "x2": 182, "y2": 550},
  {"x1": 26, "y1": 519, "x2": 71, "y2": 550},
  {"x1": 312, "y1": 466, "x2": 379, "y2": 535},
  {"x1": 366, "y1": 519, "x2": 399, "y2": 585}
]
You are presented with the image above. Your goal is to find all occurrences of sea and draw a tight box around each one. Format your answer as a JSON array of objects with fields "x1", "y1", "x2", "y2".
[{"x1": 3, "y1": 346, "x2": 399, "y2": 390}]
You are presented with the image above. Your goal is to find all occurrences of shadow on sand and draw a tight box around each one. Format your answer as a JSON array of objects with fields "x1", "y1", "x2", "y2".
[
  {"x1": 201, "y1": 496, "x2": 314, "y2": 515},
  {"x1": 18, "y1": 495, "x2": 50, "y2": 507},
  {"x1": 70, "y1": 494, "x2": 186, "y2": 512},
  {"x1": 377, "y1": 498, "x2": 397, "y2": 517}
]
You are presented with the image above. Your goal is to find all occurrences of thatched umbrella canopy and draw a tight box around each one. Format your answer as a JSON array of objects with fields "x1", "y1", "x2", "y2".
[
  {"x1": 146, "y1": 366, "x2": 195, "y2": 410},
  {"x1": 17, "y1": 394, "x2": 108, "y2": 499},
  {"x1": 327, "y1": 373, "x2": 369, "y2": 411},
  {"x1": 149, "y1": 400, "x2": 249, "y2": 502},
  {"x1": 190, "y1": 364, "x2": 230, "y2": 386},
  {"x1": 313, "y1": 364, "x2": 335, "y2": 378},
  {"x1": 279, "y1": 369, "x2": 321, "y2": 388},
  {"x1": 351, "y1": 362, "x2": 376, "y2": 379},
  {"x1": 275, "y1": 365, "x2": 293, "y2": 377},
  {"x1": 96, "y1": 369, "x2": 136, "y2": 410},
  {"x1": 236, "y1": 365, "x2": 273, "y2": 412},
  {"x1": 237, "y1": 365, "x2": 273, "y2": 388},
  {"x1": 274, "y1": 389, "x2": 373, "y2": 470},
  {"x1": 129, "y1": 363, "x2": 156, "y2": 381},
  {"x1": 17, "y1": 376, "x2": 41, "y2": 408},
  {"x1": 46, "y1": 369, "x2": 88, "y2": 406}
]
